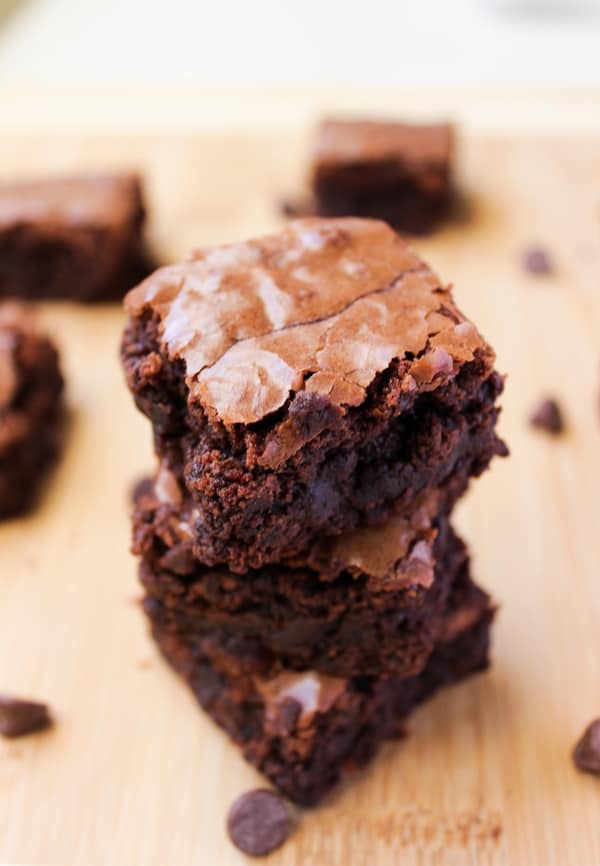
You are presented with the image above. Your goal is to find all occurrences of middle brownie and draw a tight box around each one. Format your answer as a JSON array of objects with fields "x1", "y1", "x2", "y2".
[
  {"x1": 134, "y1": 468, "x2": 471, "y2": 679},
  {"x1": 122, "y1": 218, "x2": 506, "y2": 572}
]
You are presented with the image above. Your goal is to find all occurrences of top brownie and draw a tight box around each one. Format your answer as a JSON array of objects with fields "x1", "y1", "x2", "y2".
[
  {"x1": 122, "y1": 218, "x2": 506, "y2": 571},
  {"x1": 0, "y1": 173, "x2": 150, "y2": 301},
  {"x1": 312, "y1": 119, "x2": 453, "y2": 234}
]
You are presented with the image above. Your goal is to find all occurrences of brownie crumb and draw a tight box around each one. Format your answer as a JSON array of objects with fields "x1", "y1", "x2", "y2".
[
  {"x1": 0, "y1": 695, "x2": 52, "y2": 738},
  {"x1": 522, "y1": 246, "x2": 553, "y2": 276},
  {"x1": 529, "y1": 398, "x2": 564, "y2": 435},
  {"x1": 227, "y1": 789, "x2": 295, "y2": 857},
  {"x1": 573, "y1": 719, "x2": 600, "y2": 776}
]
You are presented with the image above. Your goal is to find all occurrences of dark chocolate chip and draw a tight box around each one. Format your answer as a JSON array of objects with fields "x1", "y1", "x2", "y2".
[
  {"x1": 522, "y1": 246, "x2": 553, "y2": 276},
  {"x1": 0, "y1": 695, "x2": 52, "y2": 738},
  {"x1": 160, "y1": 543, "x2": 196, "y2": 575},
  {"x1": 227, "y1": 789, "x2": 295, "y2": 857},
  {"x1": 573, "y1": 719, "x2": 600, "y2": 775},
  {"x1": 529, "y1": 398, "x2": 564, "y2": 435}
]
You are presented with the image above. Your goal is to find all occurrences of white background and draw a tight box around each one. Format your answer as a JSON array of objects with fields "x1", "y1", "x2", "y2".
[{"x1": 0, "y1": 0, "x2": 600, "y2": 86}]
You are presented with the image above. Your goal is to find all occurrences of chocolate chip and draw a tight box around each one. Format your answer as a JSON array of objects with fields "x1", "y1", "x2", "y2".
[
  {"x1": 529, "y1": 398, "x2": 564, "y2": 435},
  {"x1": 0, "y1": 695, "x2": 52, "y2": 738},
  {"x1": 279, "y1": 196, "x2": 315, "y2": 219},
  {"x1": 522, "y1": 246, "x2": 553, "y2": 276},
  {"x1": 573, "y1": 719, "x2": 600, "y2": 775},
  {"x1": 160, "y1": 543, "x2": 195, "y2": 575},
  {"x1": 227, "y1": 789, "x2": 295, "y2": 857}
]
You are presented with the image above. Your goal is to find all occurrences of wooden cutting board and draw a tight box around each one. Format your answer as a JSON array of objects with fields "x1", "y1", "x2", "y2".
[{"x1": 1, "y1": 93, "x2": 600, "y2": 866}]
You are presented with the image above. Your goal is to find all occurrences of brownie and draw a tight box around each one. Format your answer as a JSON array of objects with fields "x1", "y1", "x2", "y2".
[
  {"x1": 0, "y1": 173, "x2": 152, "y2": 301},
  {"x1": 147, "y1": 576, "x2": 494, "y2": 806},
  {"x1": 0, "y1": 302, "x2": 64, "y2": 518},
  {"x1": 135, "y1": 467, "x2": 472, "y2": 678},
  {"x1": 311, "y1": 119, "x2": 453, "y2": 234},
  {"x1": 122, "y1": 218, "x2": 506, "y2": 572}
]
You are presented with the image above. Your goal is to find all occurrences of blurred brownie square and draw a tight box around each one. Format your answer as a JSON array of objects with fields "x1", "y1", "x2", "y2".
[
  {"x1": 134, "y1": 468, "x2": 469, "y2": 679},
  {"x1": 0, "y1": 173, "x2": 152, "y2": 301},
  {"x1": 122, "y1": 218, "x2": 506, "y2": 571},
  {"x1": 0, "y1": 302, "x2": 64, "y2": 518},
  {"x1": 312, "y1": 119, "x2": 453, "y2": 234},
  {"x1": 146, "y1": 563, "x2": 494, "y2": 806}
]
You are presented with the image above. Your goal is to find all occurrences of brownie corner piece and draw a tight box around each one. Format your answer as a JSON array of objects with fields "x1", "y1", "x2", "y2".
[
  {"x1": 0, "y1": 301, "x2": 64, "y2": 517},
  {"x1": 311, "y1": 117, "x2": 454, "y2": 234},
  {"x1": 149, "y1": 578, "x2": 494, "y2": 806},
  {"x1": 0, "y1": 172, "x2": 153, "y2": 301},
  {"x1": 122, "y1": 217, "x2": 506, "y2": 570}
]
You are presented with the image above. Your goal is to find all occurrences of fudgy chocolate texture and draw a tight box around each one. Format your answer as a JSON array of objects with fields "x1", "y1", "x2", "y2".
[
  {"x1": 0, "y1": 302, "x2": 64, "y2": 518},
  {"x1": 0, "y1": 173, "x2": 152, "y2": 301},
  {"x1": 311, "y1": 120, "x2": 453, "y2": 235},
  {"x1": 122, "y1": 219, "x2": 507, "y2": 571},
  {"x1": 136, "y1": 472, "x2": 470, "y2": 678},
  {"x1": 148, "y1": 584, "x2": 494, "y2": 806}
]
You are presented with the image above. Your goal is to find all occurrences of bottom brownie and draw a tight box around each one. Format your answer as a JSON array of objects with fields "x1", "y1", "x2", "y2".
[
  {"x1": 147, "y1": 580, "x2": 494, "y2": 806},
  {"x1": 0, "y1": 302, "x2": 64, "y2": 518}
]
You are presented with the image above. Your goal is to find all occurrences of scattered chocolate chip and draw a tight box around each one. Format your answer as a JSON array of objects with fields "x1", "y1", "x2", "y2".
[
  {"x1": 522, "y1": 246, "x2": 553, "y2": 276},
  {"x1": 0, "y1": 695, "x2": 52, "y2": 738},
  {"x1": 227, "y1": 789, "x2": 295, "y2": 857},
  {"x1": 573, "y1": 719, "x2": 600, "y2": 775},
  {"x1": 529, "y1": 398, "x2": 564, "y2": 435},
  {"x1": 279, "y1": 195, "x2": 315, "y2": 219}
]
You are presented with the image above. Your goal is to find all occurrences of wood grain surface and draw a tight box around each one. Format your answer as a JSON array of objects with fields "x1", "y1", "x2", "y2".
[{"x1": 1, "y1": 104, "x2": 600, "y2": 865}]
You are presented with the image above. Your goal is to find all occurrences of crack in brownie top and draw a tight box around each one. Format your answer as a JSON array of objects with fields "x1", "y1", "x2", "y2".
[
  {"x1": 314, "y1": 119, "x2": 452, "y2": 168},
  {"x1": 125, "y1": 217, "x2": 488, "y2": 426},
  {"x1": 0, "y1": 173, "x2": 141, "y2": 228}
]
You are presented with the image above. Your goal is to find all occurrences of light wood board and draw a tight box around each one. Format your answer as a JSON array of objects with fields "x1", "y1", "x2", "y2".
[{"x1": 1, "y1": 109, "x2": 600, "y2": 866}]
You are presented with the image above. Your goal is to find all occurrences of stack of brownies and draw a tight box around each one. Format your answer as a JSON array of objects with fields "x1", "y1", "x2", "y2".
[{"x1": 121, "y1": 217, "x2": 506, "y2": 806}]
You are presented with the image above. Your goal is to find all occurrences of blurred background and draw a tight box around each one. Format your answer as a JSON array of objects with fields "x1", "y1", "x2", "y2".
[{"x1": 0, "y1": 0, "x2": 599, "y2": 87}]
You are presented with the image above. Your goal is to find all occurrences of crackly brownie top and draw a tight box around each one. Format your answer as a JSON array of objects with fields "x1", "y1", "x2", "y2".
[
  {"x1": 314, "y1": 118, "x2": 452, "y2": 169},
  {"x1": 125, "y1": 217, "x2": 488, "y2": 426},
  {"x1": 0, "y1": 173, "x2": 141, "y2": 229}
]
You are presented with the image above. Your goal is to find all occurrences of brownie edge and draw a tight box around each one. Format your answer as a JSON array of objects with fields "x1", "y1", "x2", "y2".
[{"x1": 0, "y1": 301, "x2": 64, "y2": 517}]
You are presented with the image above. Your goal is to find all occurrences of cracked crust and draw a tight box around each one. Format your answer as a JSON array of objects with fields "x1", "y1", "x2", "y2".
[
  {"x1": 124, "y1": 218, "x2": 487, "y2": 427},
  {"x1": 122, "y1": 218, "x2": 506, "y2": 570}
]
